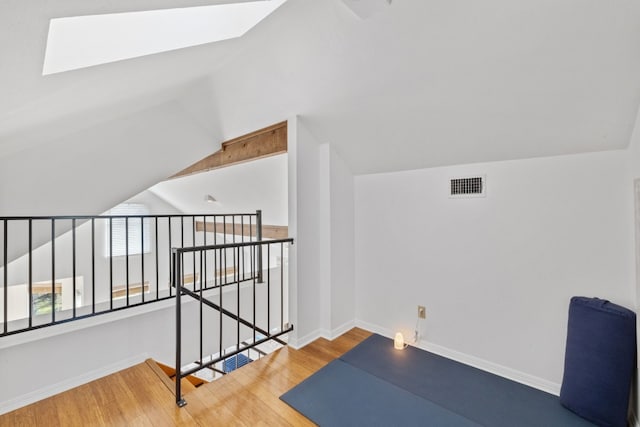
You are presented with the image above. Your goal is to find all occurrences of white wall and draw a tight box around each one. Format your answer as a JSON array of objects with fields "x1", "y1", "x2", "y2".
[
  {"x1": 287, "y1": 117, "x2": 330, "y2": 346},
  {"x1": 287, "y1": 117, "x2": 357, "y2": 346},
  {"x1": 329, "y1": 145, "x2": 355, "y2": 334},
  {"x1": 355, "y1": 150, "x2": 634, "y2": 391},
  {"x1": 318, "y1": 144, "x2": 331, "y2": 333},
  {"x1": 626, "y1": 105, "x2": 640, "y2": 419}
]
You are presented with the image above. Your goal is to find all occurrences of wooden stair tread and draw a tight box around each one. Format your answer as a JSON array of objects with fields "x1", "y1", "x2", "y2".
[{"x1": 145, "y1": 359, "x2": 205, "y2": 395}]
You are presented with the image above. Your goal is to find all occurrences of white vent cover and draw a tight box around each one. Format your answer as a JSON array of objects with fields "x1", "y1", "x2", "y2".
[{"x1": 450, "y1": 176, "x2": 486, "y2": 198}]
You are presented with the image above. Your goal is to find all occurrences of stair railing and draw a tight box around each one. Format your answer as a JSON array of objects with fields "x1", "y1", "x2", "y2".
[
  {"x1": 0, "y1": 211, "x2": 263, "y2": 337},
  {"x1": 173, "y1": 236, "x2": 294, "y2": 407}
]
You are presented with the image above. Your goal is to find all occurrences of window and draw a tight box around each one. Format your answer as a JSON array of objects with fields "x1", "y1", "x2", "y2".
[
  {"x1": 105, "y1": 203, "x2": 151, "y2": 257},
  {"x1": 42, "y1": 0, "x2": 288, "y2": 75},
  {"x1": 32, "y1": 283, "x2": 62, "y2": 315},
  {"x1": 31, "y1": 279, "x2": 83, "y2": 316}
]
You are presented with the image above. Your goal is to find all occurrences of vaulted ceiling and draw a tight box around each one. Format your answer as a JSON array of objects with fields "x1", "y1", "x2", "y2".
[
  {"x1": 149, "y1": 154, "x2": 288, "y2": 226},
  {"x1": 2, "y1": 0, "x2": 640, "y2": 176}
]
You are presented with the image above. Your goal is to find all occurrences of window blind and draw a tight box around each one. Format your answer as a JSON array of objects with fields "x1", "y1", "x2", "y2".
[{"x1": 106, "y1": 203, "x2": 151, "y2": 257}]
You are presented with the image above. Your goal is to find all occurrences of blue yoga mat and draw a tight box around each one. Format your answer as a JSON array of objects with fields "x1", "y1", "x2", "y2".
[
  {"x1": 282, "y1": 334, "x2": 595, "y2": 427},
  {"x1": 281, "y1": 359, "x2": 480, "y2": 427},
  {"x1": 340, "y1": 335, "x2": 594, "y2": 427}
]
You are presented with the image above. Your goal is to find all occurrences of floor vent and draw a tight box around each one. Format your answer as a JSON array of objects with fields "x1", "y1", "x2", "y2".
[{"x1": 450, "y1": 176, "x2": 485, "y2": 198}]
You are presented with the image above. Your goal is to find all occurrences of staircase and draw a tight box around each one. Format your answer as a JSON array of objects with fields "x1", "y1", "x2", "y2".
[
  {"x1": 0, "y1": 328, "x2": 370, "y2": 425},
  {"x1": 0, "y1": 209, "x2": 294, "y2": 410},
  {"x1": 172, "y1": 236, "x2": 294, "y2": 406}
]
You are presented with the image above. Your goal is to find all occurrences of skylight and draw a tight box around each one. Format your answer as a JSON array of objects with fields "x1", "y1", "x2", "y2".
[{"x1": 42, "y1": 0, "x2": 287, "y2": 75}]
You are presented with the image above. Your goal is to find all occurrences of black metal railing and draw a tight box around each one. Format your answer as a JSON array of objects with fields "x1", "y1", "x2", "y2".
[
  {"x1": 173, "y1": 237, "x2": 294, "y2": 407},
  {"x1": 0, "y1": 211, "x2": 264, "y2": 337}
]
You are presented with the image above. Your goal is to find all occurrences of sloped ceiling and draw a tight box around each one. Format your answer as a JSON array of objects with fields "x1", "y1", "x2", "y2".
[
  {"x1": 148, "y1": 154, "x2": 288, "y2": 226},
  {"x1": 1, "y1": 0, "x2": 640, "y2": 178}
]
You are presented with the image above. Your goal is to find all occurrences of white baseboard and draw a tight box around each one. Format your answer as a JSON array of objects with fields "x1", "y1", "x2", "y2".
[
  {"x1": 0, "y1": 353, "x2": 148, "y2": 415},
  {"x1": 355, "y1": 319, "x2": 561, "y2": 396},
  {"x1": 328, "y1": 320, "x2": 356, "y2": 340},
  {"x1": 288, "y1": 320, "x2": 357, "y2": 349},
  {"x1": 289, "y1": 328, "x2": 324, "y2": 350},
  {"x1": 423, "y1": 340, "x2": 561, "y2": 395}
]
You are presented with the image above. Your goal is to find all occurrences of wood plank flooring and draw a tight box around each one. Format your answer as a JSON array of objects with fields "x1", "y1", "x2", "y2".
[{"x1": 0, "y1": 328, "x2": 371, "y2": 426}]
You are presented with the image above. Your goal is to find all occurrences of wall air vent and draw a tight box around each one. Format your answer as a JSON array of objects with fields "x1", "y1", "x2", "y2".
[{"x1": 450, "y1": 176, "x2": 486, "y2": 198}]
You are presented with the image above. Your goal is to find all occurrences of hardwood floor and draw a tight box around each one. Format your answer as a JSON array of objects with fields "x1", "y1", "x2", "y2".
[{"x1": 0, "y1": 328, "x2": 372, "y2": 426}]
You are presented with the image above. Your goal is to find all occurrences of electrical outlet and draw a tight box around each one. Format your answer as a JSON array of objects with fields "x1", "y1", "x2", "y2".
[{"x1": 418, "y1": 305, "x2": 426, "y2": 319}]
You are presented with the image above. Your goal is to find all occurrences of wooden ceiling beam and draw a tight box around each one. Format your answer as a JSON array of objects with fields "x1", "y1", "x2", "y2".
[
  {"x1": 171, "y1": 121, "x2": 287, "y2": 179},
  {"x1": 195, "y1": 221, "x2": 288, "y2": 240}
]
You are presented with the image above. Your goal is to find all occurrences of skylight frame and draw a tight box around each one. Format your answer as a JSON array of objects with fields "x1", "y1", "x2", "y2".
[{"x1": 42, "y1": 0, "x2": 287, "y2": 75}]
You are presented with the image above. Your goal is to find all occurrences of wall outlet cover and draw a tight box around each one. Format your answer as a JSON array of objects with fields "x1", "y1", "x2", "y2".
[{"x1": 418, "y1": 306, "x2": 426, "y2": 319}]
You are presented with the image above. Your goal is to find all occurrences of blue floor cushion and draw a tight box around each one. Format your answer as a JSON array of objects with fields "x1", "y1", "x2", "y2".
[{"x1": 560, "y1": 297, "x2": 636, "y2": 427}]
